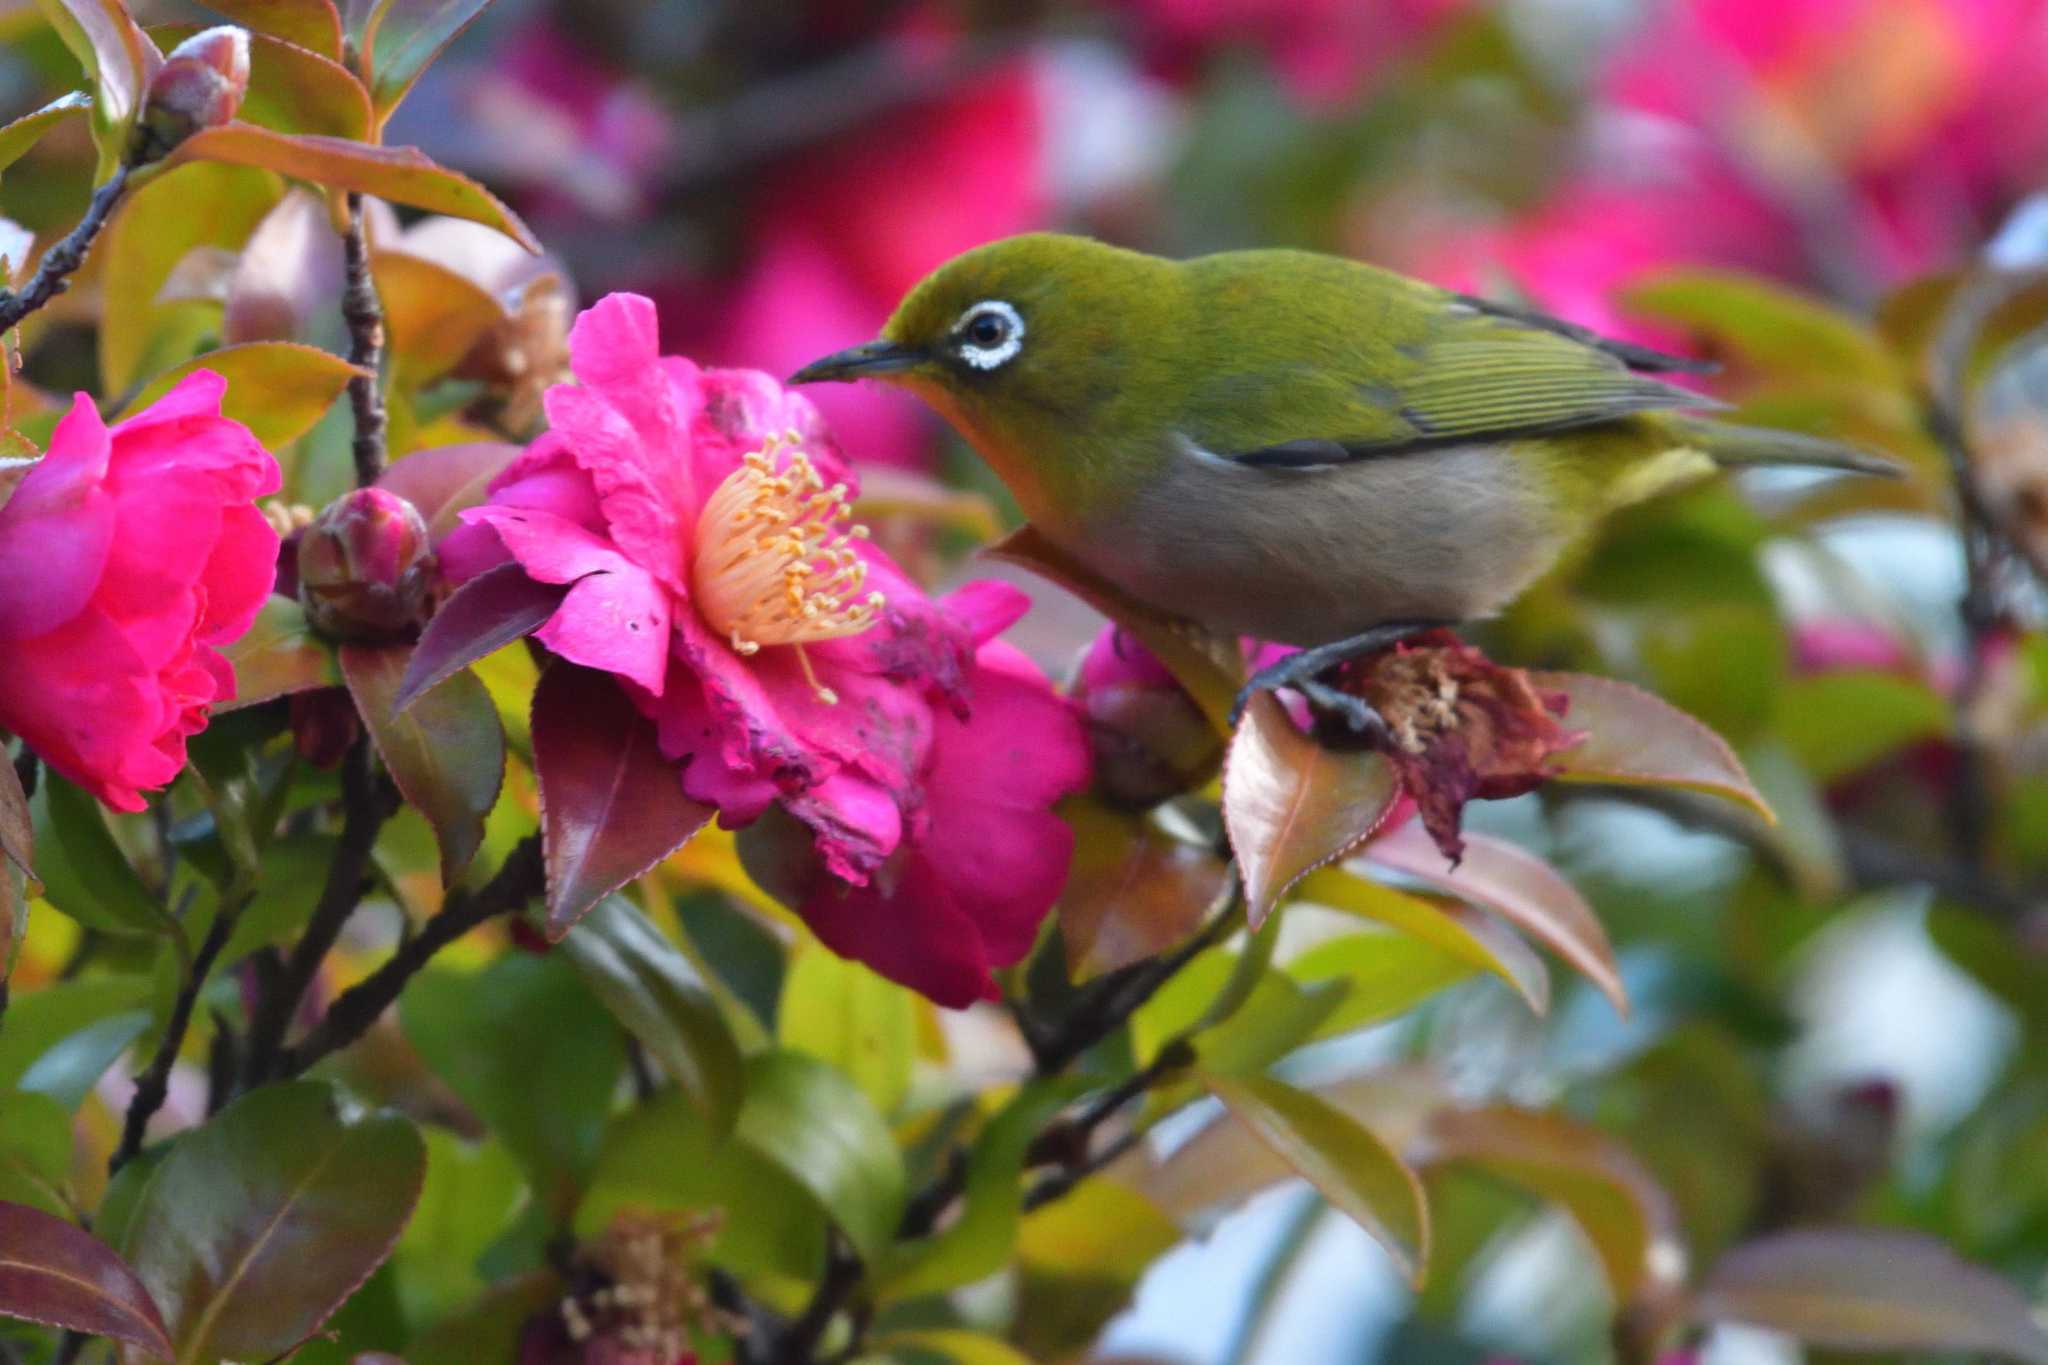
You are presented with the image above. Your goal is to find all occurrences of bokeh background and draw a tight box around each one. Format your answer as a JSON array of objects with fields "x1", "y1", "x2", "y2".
[{"x1": 5, "y1": 1, "x2": 2048, "y2": 1362}]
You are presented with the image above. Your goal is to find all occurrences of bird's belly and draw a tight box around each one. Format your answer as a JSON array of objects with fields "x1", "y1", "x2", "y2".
[{"x1": 1070, "y1": 443, "x2": 1574, "y2": 646}]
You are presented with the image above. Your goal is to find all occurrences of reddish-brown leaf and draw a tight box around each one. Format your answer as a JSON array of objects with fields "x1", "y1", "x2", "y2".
[
  {"x1": 1696, "y1": 1228, "x2": 2048, "y2": 1362},
  {"x1": 376, "y1": 441, "x2": 522, "y2": 542},
  {"x1": 532, "y1": 663, "x2": 713, "y2": 939},
  {"x1": 341, "y1": 642, "x2": 504, "y2": 885},
  {"x1": 0, "y1": 1200, "x2": 173, "y2": 1360},
  {"x1": 160, "y1": 125, "x2": 538, "y2": 250},
  {"x1": 1420, "y1": 1106, "x2": 1684, "y2": 1303},
  {"x1": 1297, "y1": 866, "x2": 1550, "y2": 1014},
  {"x1": 987, "y1": 524, "x2": 1242, "y2": 734},
  {"x1": 1365, "y1": 822, "x2": 1626, "y2": 1015},
  {"x1": 1223, "y1": 693, "x2": 1402, "y2": 926},
  {"x1": 1058, "y1": 798, "x2": 1232, "y2": 978},
  {"x1": 394, "y1": 564, "x2": 568, "y2": 715},
  {"x1": 0, "y1": 747, "x2": 30, "y2": 875},
  {"x1": 1537, "y1": 672, "x2": 1775, "y2": 823},
  {"x1": 41, "y1": 0, "x2": 160, "y2": 132},
  {"x1": 217, "y1": 595, "x2": 343, "y2": 711},
  {"x1": 372, "y1": 248, "x2": 505, "y2": 384},
  {"x1": 197, "y1": 0, "x2": 344, "y2": 60}
]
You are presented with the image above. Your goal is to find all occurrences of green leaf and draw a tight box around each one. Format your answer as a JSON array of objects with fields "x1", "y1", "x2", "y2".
[
  {"x1": 342, "y1": 643, "x2": 504, "y2": 886},
  {"x1": 1419, "y1": 1106, "x2": 1683, "y2": 1304},
  {"x1": 872, "y1": 1329, "x2": 1035, "y2": 1365},
  {"x1": 1197, "y1": 971, "x2": 1349, "y2": 1076},
  {"x1": 122, "y1": 1082, "x2": 424, "y2": 1365},
  {"x1": 160, "y1": 125, "x2": 539, "y2": 250},
  {"x1": 989, "y1": 523, "x2": 1243, "y2": 733},
  {"x1": 879, "y1": 1081, "x2": 1085, "y2": 1300},
  {"x1": 1775, "y1": 670, "x2": 1951, "y2": 783},
  {"x1": 1223, "y1": 694, "x2": 1403, "y2": 925},
  {"x1": 19, "y1": 1009, "x2": 151, "y2": 1109},
  {"x1": 216, "y1": 595, "x2": 343, "y2": 711},
  {"x1": 400, "y1": 954, "x2": 623, "y2": 1207},
  {"x1": 0, "y1": 1089, "x2": 74, "y2": 1217},
  {"x1": 197, "y1": 0, "x2": 343, "y2": 57},
  {"x1": 1696, "y1": 1229, "x2": 2048, "y2": 1363},
  {"x1": 577, "y1": 1088, "x2": 825, "y2": 1283},
  {"x1": 0, "y1": 976, "x2": 151, "y2": 1093},
  {"x1": 151, "y1": 24, "x2": 370, "y2": 139},
  {"x1": 392, "y1": 1130, "x2": 524, "y2": 1325},
  {"x1": 99, "y1": 160, "x2": 283, "y2": 396},
  {"x1": 31, "y1": 775, "x2": 167, "y2": 936},
  {"x1": 735, "y1": 1050, "x2": 906, "y2": 1263},
  {"x1": 362, "y1": 0, "x2": 495, "y2": 120},
  {"x1": 1287, "y1": 929, "x2": 1474, "y2": 1036},
  {"x1": 1625, "y1": 269, "x2": 1904, "y2": 387},
  {"x1": 557, "y1": 895, "x2": 743, "y2": 1138},
  {"x1": 0, "y1": 1199, "x2": 174, "y2": 1360},
  {"x1": 1538, "y1": 672, "x2": 1777, "y2": 823},
  {"x1": 779, "y1": 943, "x2": 917, "y2": 1118},
  {"x1": 1297, "y1": 867, "x2": 1548, "y2": 1014},
  {"x1": 124, "y1": 341, "x2": 366, "y2": 451},
  {"x1": 1364, "y1": 822, "x2": 1625, "y2": 1015},
  {"x1": 1204, "y1": 1071, "x2": 1429, "y2": 1283},
  {"x1": 0, "y1": 91, "x2": 92, "y2": 181}
]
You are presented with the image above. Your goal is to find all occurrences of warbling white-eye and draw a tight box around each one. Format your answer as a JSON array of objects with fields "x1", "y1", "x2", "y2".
[{"x1": 791, "y1": 233, "x2": 1895, "y2": 727}]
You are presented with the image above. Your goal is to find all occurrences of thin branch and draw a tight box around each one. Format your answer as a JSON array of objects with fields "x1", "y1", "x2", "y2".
[
  {"x1": 111, "y1": 895, "x2": 242, "y2": 1173},
  {"x1": 241, "y1": 739, "x2": 395, "y2": 1087},
  {"x1": 0, "y1": 165, "x2": 131, "y2": 334},
  {"x1": 1026, "y1": 892, "x2": 1238, "y2": 1074},
  {"x1": 1023, "y1": 1127, "x2": 1145, "y2": 1213},
  {"x1": 768, "y1": 1231, "x2": 864, "y2": 1365},
  {"x1": 276, "y1": 835, "x2": 543, "y2": 1078},
  {"x1": 340, "y1": 192, "x2": 387, "y2": 486}
]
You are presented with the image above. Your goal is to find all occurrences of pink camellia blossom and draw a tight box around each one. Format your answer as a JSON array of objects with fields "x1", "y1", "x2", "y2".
[
  {"x1": 440, "y1": 293, "x2": 1088, "y2": 1005},
  {"x1": 0, "y1": 372, "x2": 280, "y2": 811}
]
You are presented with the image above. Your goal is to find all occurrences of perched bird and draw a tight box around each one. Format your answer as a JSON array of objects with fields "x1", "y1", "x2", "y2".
[{"x1": 791, "y1": 233, "x2": 1895, "y2": 725}]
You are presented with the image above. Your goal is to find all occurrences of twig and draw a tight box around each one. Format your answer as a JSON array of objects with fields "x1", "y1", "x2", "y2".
[
  {"x1": 241, "y1": 739, "x2": 395, "y2": 1087},
  {"x1": 0, "y1": 165, "x2": 131, "y2": 334},
  {"x1": 769, "y1": 1232, "x2": 864, "y2": 1365},
  {"x1": 340, "y1": 192, "x2": 387, "y2": 486},
  {"x1": 1026, "y1": 895, "x2": 1238, "y2": 1074},
  {"x1": 276, "y1": 835, "x2": 543, "y2": 1077},
  {"x1": 1023, "y1": 1127, "x2": 1145, "y2": 1212},
  {"x1": 112, "y1": 896, "x2": 242, "y2": 1173}
]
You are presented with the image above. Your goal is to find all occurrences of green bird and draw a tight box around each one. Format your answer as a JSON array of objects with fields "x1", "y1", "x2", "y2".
[{"x1": 790, "y1": 233, "x2": 1895, "y2": 727}]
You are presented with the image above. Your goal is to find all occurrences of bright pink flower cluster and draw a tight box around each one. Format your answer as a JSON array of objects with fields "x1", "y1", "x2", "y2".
[
  {"x1": 442, "y1": 294, "x2": 1088, "y2": 1006},
  {"x1": 0, "y1": 373, "x2": 280, "y2": 810}
]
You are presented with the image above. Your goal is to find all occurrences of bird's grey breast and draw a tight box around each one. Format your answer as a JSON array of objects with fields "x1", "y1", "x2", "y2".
[{"x1": 1067, "y1": 434, "x2": 1573, "y2": 645}]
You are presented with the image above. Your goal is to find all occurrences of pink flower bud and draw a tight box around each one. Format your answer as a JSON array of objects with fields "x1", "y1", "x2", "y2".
[
  {"x1": 133, "y1": 26, "x2": 250, "y2": 162},
  {"x1": 297, "y1": 488, "x2": 433, "y2": 641},
  {"x1": 1069, "y1": 626, "x2": 1223, "y2": 809}
]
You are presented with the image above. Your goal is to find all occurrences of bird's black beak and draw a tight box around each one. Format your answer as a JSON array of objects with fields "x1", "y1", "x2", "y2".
[{"x1": 789, "y1": 340, "x2": 925, "y2": 385}]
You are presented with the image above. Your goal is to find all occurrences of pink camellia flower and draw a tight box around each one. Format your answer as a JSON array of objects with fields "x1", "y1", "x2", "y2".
[
  {"x1": 440, "y1": 293, "x2": 1088, "y2": 1005},
  {"x1": 0, "y1": 372, "x2": 280, "y2": 810}
]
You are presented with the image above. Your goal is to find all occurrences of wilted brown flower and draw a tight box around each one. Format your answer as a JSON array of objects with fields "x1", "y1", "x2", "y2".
[{"x1": 1336, "y1": 629, "x2": 1582, "y2": 862}]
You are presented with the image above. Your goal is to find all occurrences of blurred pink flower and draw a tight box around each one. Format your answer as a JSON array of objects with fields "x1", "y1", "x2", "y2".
[
  {"x1": 0, "y1": 373, "x2": 280, "y2": 810},
  {"x1": 1110, "y1": 0, "x2": 1469, "y2": 107},
  {"x1": 668, "y1": 49, "x2": 1051, "y2": 466},
  {"x1": 444, "y1": 293, "x2": 1087, "y2": 1004}
]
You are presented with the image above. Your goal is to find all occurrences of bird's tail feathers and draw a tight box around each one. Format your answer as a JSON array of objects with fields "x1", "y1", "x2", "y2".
[{"x1": 1669, "y1": 416, "x2": 1904, "y2": 479}]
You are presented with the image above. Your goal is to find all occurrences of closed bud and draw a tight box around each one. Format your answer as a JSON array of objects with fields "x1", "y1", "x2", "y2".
[
  {"x1": 1069, "y1": 626, "x2": 1222, "y2": 809},
  {"x1": 131, "y1": 26, "x2": 249, "y2": 164},
  {"x1": 297, "y1": 488, "x2": 433, "y2": 640}
]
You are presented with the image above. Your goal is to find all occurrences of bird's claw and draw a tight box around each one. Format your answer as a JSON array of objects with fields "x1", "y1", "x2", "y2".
[{"x1": 1228, "y1": 620, "x2": 1446, "y2": 734}]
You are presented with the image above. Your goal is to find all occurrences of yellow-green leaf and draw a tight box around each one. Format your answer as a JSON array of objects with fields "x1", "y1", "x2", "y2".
[{"x1": 120, "y1": 342, "x2": 365, "y2": 449}]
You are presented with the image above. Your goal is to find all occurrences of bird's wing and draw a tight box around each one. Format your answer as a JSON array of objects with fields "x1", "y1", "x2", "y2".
[{"x1": 1179, "y1": 280, "x2": 1715, "y2": 468}]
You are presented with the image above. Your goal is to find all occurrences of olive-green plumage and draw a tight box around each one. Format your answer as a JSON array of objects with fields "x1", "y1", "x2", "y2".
[{"x1": 792, "y1": 233, "x2": 1894, "y2": 648}]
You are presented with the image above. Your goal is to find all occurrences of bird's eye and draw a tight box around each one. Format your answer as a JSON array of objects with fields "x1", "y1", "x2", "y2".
[
  {"x1": 968, "y1": 312, "x2": 1008, "y2": 347},
  {"x1": 951, "y1": 299, "x2": 1025, "y2": 371}
]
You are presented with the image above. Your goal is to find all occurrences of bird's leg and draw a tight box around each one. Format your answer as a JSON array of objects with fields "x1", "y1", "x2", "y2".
[{"x1": 1231, "y1": 620, "x2": 1450, "y2": 735}]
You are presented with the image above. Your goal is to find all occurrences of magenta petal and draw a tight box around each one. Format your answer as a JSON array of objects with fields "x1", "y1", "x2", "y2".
[
  {"x1": 798, "y1": 856, "x2": 1000, "y2": 1009},
  {"x1": 535, "y1": 569, "x2": 672, "y2": 695},
  {"x1": 108, "y1": 369, "x2": 226, "y2": 431},
  {"x1": 0, "y1": 395, "x2": 116, "y2": 639},
  {"x1": 943, "y1": 579, "x2": 1033, "y2": 646},
  {"x1": 435, "y1": 520, "x2": 513, "y2": 585},
  {"x1": 784, "y1": 768, "x2": 904, "y2": 885},
  {"x1": 196, "y1": 501, "x2": 282, "y2": 643}
]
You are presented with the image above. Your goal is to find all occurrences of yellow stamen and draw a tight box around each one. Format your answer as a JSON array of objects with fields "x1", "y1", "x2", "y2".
[{"x1": 691, "y1": 432, "x2": 884, "y2": 702}]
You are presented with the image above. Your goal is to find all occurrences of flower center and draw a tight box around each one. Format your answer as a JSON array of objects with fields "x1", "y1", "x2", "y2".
[{"x1": 691, "y1": 433, "x2": 884, "y2": 703}]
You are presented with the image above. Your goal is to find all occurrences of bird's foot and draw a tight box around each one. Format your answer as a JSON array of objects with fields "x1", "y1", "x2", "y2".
[{"x1": 1229, "y1": 620, "x2": 1449, "y2": 739}]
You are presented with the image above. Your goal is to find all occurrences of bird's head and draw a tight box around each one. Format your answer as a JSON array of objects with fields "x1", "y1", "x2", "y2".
[{"x1": 790, "y1": 235, "x2": 1177, "y2": 501}]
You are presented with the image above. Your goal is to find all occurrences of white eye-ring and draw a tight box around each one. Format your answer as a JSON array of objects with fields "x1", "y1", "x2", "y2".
[{"x1": 953, "y1": 299, "x2": 1024, "y2": 370}]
